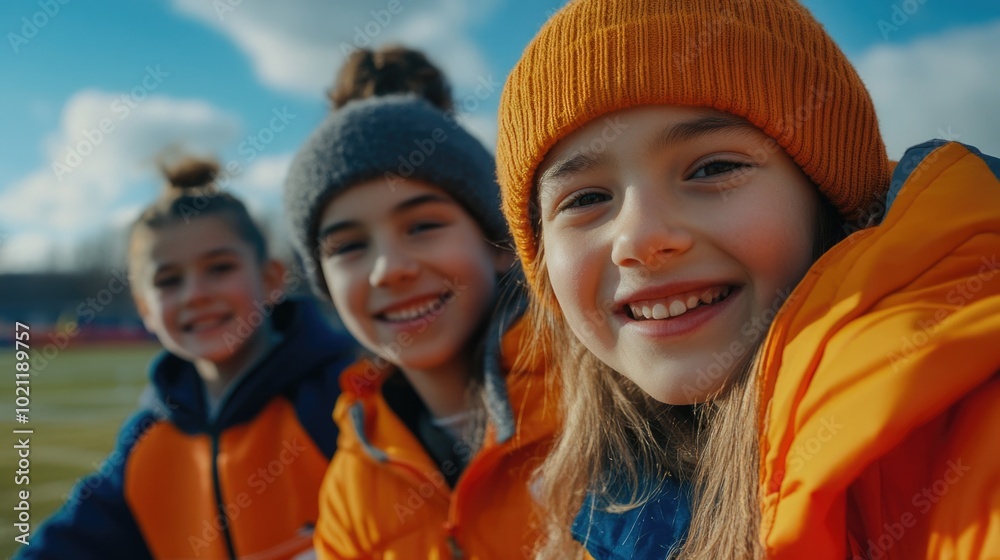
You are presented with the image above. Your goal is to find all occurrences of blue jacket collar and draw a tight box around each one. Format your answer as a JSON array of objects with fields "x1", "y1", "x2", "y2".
[
  {"x1": 146, "y1": 298, "x2": 355, "y2": 433},
  {"x1": 571, "y1": 475, "x2": 691, "y2": 560}
]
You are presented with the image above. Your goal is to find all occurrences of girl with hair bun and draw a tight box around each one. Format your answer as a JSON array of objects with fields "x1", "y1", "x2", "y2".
[{"x1": 22, "y1": 157, "x2": 357, "y2": 560}]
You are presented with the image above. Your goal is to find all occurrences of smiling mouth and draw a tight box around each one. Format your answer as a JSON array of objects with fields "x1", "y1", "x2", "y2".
[
  {"x1": 182, "y1": 314, "x2": 232, "y2": 333},
  {"x1": 625, "y1": 286, "x2": 734, "y2": 321},
  {"x1": 377, "y1": 293, "x2": 451, "y2": 323}
]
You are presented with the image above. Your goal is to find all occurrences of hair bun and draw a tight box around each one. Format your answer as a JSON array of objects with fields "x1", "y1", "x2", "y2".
[
  {"x1": 329, "y1": 45, "x2": 453, "y2": 111},
  {"x1": 162, "y1": 157, "x2": 220, "y2": 191}
]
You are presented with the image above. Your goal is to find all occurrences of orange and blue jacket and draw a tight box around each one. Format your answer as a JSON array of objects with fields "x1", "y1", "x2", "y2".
[
  {"x1": 759, "y1": 141, "x2": 1000, "y2": 559},
  {"x1": 314, "y1": 309, "x2": 559, "y2": 559},
  {"x1": 20, "y1": 299, "x2": 357, "y2": 560}
]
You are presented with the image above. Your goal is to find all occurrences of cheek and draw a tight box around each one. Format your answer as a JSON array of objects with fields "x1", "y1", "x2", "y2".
[
  {"x1": 323, "y1": 265, "x2": 365, "y2": 317},
  {"x1": 721, "y1": 193, "x2": 817, "y2": 305},
  {"x1": 449, "y1": 246, "x2": 502, "y2": 318},
  {"x1": 140, "y1": 296, "x2": 172, "y2": 334},
  {"x1": 147, "y1": 294, "x2": 173, "y2": 319},
  {"x1": 541, "y1": 232, "x2": 599, "y2": 322},
  {"x1": 331, "y1": 285, "x2": 375, "y2": 349}
]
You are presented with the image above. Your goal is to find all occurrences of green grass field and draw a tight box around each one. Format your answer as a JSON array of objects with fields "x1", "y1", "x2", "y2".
[{"x1": 1, "y1": 343, "x2": 160, "y2": 559}]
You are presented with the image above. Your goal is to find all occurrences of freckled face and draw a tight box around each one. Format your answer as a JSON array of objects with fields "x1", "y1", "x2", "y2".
[{"x1": 537, "y1": 105, "x2": 820, "y2": 404}]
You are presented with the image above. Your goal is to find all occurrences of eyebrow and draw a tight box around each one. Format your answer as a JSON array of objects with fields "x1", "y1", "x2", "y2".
[
  {"x1": 538, "y1": 113, "x2": 760, "y2": 192},
  {"x1": 151, "y1": 248, "x2": 240, "y2": 275},
  {"x1": 647, "y1": 114, "x2": 761, "y2": 156},
  {"x1": 538, "y1": 150, "x2": 615, "y2": 186},
  {"x1": 317, "y1": 193, "x2": 454, "y2": 240}
]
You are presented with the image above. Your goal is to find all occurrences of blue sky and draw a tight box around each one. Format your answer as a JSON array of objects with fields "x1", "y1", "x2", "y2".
[{"x1": 2, "y1": 0, "x2": 998, "y2": 271}]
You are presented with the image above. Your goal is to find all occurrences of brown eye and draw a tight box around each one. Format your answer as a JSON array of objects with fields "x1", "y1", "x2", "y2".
[
  {"x1": 691, "y1": 160, "x2": 749, "y2": 179},
  {"x1": 321, "y1": 238, "x2": 365, "y2": 258},
  {"x1": 208, "y1": 262, "x2": 237, "y2": 275},
  {"x1": 153, "y1": 275, "x2": 181, "y2": 289},
  {"x1": 408, "y1": 221, "x2": 445, "y2": 235},
  {"x1": 558, "y1": 190, "x2": 610, "y2": 213}
]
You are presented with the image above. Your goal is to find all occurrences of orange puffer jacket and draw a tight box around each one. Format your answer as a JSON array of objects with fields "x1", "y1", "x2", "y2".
[
  {"x1": 315, "y1": 317, "x2": 559, "y2": 559},
  {"x1": 759, "y1": 141, "x2": 1000, "y2": 559}
]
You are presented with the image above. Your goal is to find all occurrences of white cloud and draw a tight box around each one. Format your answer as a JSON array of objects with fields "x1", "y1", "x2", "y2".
[
  {"x1": 0, "y1": 231, "x2": 57, "y2": 272},
  {"x1": 44, "y1": 89, "x2": 240, "y2": 199},
  {"x1": 234, "y1": 152, "x2": 293, "y2": 198},
  {"x1": 110, "y1": 204, "x2": 144, "y2": 230},
  {"x1": 456, "y1": 112, "x2": 498, "y2": 152},
  {"x1": 170, "y1": 0, "x2": 494, "y2": 98},
  {"x1": 168, "y1": 1, "x2": 505, "y2": 149},
  {"x1": 227, "y1": 152, "x2": 294, "y2": 237},
  {"x1": 855, "y1": 20, "x2": 1000, "y2": 160},
  {"x1": 0, "y1": 91, "x2": 242, "y2": 270}
]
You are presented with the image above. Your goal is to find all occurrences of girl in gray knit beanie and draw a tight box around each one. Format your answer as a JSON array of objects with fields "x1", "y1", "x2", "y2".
[{"x1": 282, "y1": 46, "x2": 555, "y2": 559}]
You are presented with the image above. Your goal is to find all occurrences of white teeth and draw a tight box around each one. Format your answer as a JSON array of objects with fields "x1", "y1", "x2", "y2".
[
  {"x1": 383, "y1": 299, "x2": 442, "y2": 322},
  {"x1": 186, "y1": 316, "x2": 227, "y2": 332},
  {"x1": 667, "y1": 300, "x2": 686, "y2": 317},
  {"x1": 628, "y1": 286, "x2": 733, "y2": 321},
  {"x1": 652, "y1": 303, "x2": 668, "y2": 319}
]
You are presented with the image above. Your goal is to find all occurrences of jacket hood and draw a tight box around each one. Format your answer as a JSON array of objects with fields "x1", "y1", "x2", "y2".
[{"x1": 758, "y1": 141, "x2": 1000, "y2": 558}]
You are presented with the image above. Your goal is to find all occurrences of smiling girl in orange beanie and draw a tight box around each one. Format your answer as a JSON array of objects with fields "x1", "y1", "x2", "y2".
[{"x1": 496, "y1": 0, "x2": 1000, "y2": 558}]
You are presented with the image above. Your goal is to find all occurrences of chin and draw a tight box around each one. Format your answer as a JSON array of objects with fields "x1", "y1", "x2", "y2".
[
  {"x1": 630, "y1": 370, "x2": 729, "y2": 406},
  {"x1": 646, "y1": 387, "x2": 703, "y2": 406},
  {"x1": 395, "y1": 354, "x2": 451, "y2": 373}
]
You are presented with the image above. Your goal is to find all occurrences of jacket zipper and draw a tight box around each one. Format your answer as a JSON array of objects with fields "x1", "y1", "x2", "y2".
[
  {"x1": 444, "y1": 430, "x2": 518, "y2": 560},
  {"x1": 381, "y1": 455, "x2": 459, "y2": 556},
  {"x1": 442, "y1": 428, "x2": 548, "y2": 558},
  {"x1": 206, "y1": 364, "x2": 253, "y2": 560},
  {"x1": 210, "y1": 427, "x2": 238, "y2": 560},
  {"x1": 446, "y1": 533, "x2": 465, "y2": 559}
]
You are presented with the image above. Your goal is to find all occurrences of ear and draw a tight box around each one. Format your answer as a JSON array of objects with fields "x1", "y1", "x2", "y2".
[{"x1": 261, "y1": 259, "x2": 287, "y2": 303}]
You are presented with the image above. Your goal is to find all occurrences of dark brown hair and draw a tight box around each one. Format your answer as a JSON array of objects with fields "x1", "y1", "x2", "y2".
[{"x1": 328, "y1": 46, "x2": 453, "y2": 111}]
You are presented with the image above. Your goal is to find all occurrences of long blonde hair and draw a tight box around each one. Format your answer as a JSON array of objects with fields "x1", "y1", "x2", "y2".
[{"x1": 526, "y1": 193, "x2": 848, "y2": 559}]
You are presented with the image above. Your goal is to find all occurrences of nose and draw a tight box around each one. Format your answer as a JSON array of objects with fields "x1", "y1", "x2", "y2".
[
  {"x1": 180, "y1": 273, "x2": 213, "y2": 306},
  {"x1": 369, "y1": 241, "x2": 419, "y2": 288},
  {"x1": 610, "y1": 186, "x2": 693, "y2": 270}
]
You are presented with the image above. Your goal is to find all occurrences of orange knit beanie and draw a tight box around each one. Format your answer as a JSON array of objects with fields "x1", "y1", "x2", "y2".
[{"x1": 496, "y1": 0, "x2": 891, "y2": 291}]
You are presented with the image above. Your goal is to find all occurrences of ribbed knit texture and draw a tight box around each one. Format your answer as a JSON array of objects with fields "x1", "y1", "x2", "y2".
[
  {"x1": 496, "y1": 0, "x2": 891, "y2": 292},
  {"x1": 284, "y1": 94, "x2": 507, "y2": 297}
]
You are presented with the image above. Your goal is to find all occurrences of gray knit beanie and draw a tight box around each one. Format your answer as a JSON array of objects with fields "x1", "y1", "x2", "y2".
[{"x1": 284, "y1": 94, "x2": 508, "y2": 298}]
